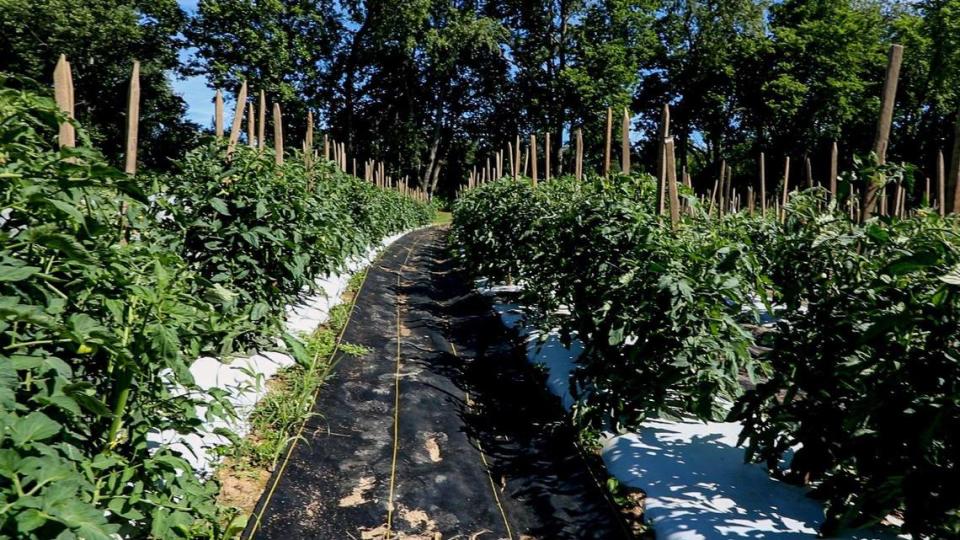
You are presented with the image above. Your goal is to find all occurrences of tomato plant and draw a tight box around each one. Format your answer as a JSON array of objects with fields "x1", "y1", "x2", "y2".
[
  {"x1": 0, "y1": 80, "x2": 433, "y2": 538},
  {"x1": 453, "y1": 175, "x2": 765, "y2": 433},
  {"x1": 453, "y1": 169, "x2": 959, "y2": 536}
]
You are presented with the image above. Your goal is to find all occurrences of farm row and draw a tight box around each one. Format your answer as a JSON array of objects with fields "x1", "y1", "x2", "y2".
[
  {"x1": 451, "y1": 169, "x2": 959, "y2": 537},
  {"x1": 0, "y1": 83, "x2": 433, "y2": 538}
]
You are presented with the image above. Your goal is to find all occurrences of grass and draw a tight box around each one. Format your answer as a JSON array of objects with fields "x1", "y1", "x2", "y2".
[
  {"x1": 215, "y1": 267, "x2": 371, "y2": 520},
  {"x1": 433, "y1": 210, "x2": 452, "y2": 225}
]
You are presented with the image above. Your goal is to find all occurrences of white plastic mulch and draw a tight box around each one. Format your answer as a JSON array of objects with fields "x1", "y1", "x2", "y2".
[
  {"x1": 147, "y1": 230, "x2": 410, "y2": 474},
  {"x1": 482, "y1": 288, "x2": 904, "y2": 540}
]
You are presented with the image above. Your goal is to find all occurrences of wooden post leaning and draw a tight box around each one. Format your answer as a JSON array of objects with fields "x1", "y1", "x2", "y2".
[
  {"x1": 124, "y1": 60, "x2": 140, "y2": 174},
  {"x1": 53, "y1": 54, "x2": 76, "y2": 149},
  {"x1": 273, "y1": 102, "x2": 283, "y2": 165},
  {"x1": 863, "y1": 44, "x2": 904, "y2": 220}
]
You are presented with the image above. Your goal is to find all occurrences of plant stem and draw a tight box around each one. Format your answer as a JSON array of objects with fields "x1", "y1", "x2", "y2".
[{"x1": 105, "y1": 367, "x2": 133, "y2": 452}]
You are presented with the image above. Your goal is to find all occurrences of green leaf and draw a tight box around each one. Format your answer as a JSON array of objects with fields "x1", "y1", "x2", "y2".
[
  {"x1": 283, "y1": 333, "x2": 310, "y2": 367},
  {"x1": 48, "y1": 199, "x2": 85, "y2": 222},
  {"x1": 64, "y1": 384, "x2": 112, "y2": 417},
  {"x1": 10, "y1": 412, "x2": 61, "y2": 445},
  {"x1": 210, "y1": 197, "x2": 231, "y2": 216},
  {"x1": 938, "y1": 265, "x2": 960, "y2": 286},
  {"x1": 884, "y1": 251, "x2": 939, "y2": 276},
  {"x1": 16, "y1": 508, "x2": 48, "y2": 534},
  {"x1": 250, "y1": 302, "x2": 270, "y2": 321},
  {"x1": 52, "y1": 499, "x2": 117, "y2": 540},
  {"x1": 149, "y1": 323, "x2": 180, "y2": 362},
  {"x1": 608, "y1": 326, "x2": 625, "y2": 346},
  {"x1": 0, "y1": 265, "x2": 40, "y2": 282}
]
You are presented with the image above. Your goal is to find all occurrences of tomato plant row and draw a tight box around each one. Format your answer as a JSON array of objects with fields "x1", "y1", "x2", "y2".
[
  {"x1": 451, "y1": 171, "x2": 959, "y2": 537},
  {"x1": 0, "y1": 82, "x2": 434, "y2": 539}
]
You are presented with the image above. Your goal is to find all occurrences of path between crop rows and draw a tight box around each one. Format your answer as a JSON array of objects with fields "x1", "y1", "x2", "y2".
[{"x1": 243, "y1": 227, "x2": 631, "y2": 539}]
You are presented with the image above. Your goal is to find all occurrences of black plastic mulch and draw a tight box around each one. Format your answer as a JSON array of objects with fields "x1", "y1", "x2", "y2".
[{"x1": 244, "y1": 227, "x2": 631, "y2": 539}]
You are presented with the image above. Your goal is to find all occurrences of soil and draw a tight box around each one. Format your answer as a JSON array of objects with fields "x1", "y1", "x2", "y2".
[{"x1": 242, "y1": 227, "x2": 632, "y2": 539}]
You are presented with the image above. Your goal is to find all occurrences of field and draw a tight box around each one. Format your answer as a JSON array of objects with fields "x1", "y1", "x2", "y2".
[
  {"x1": 3, "y1": 0, "x2": 960, "y2": 538},
  {"x1": 452, "y1": 170, "x2": 960, "y2": 538},
  {"x1": 0, "y1": 84, "x2": 433, "y2": 538}
]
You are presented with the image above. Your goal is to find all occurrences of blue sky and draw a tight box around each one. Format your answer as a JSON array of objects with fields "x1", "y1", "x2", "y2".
[{"x1": 172, "y1": 0, "x2": 211, "y2": 127}]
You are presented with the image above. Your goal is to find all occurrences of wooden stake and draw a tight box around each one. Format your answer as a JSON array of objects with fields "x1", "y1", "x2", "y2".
[
  {"x1": 545, "y1": 132, "x2": 551, "y2": 181},
  {"x1": 805, "y1": 155, "x2": 813, "y2": 188},
  {"x1": 925, "y1": 176, "x2": 931, "y2": 207},
  {"x1": 901, "y1": 185, "x2": 908, "y2": 217},
  {"x1": 515, "y1": 135, "x2": 521, "y2": 180},
  {"x1": 273, "y1": 102, "x2": 283, "y2": 165},
  {"x1": 227, "y1": 81, "x2": 248, "y2": 155},
  {"x1": 507, "y1": 141, "x2": 515, "y2": 180},
  {"x1": 258, "y1": 91, "x2": 266, "y2": 150},
  {"x1": 53, "y1": 55, "x2": 76, "y2": 148},
  {"x1": 747, "y1": 186, "x2": 755, "y2": 215},
  {"x1": 657, "y1": 104, "x2": 670, "y2": 215},
  {"x1": 215, "y1": 89, "x2": 224, "y2": 138},
  {"x1": 949, "y1": 111, "x2": 960, "y2": 213},
  {"x1": 938, "y1": 149, "x2": 946, "y2": 216},
  {"x1": 575, "y1": 128, "x2": 583, "y2": 182},
  {"x1": 621, "y1": 108, "x2": 630, "y2": 174},
  {"x1": 895, "y1": 183, "x2": 904, "y2": 218},
  {"x1": 718, "y1": 160, "x2": 727, "y2": 217},
  {"x1": 604, "y1": 107, "x2": 612, "y2": 177},
  {"x1": 305, "y1": 110, "x2": 314, "y2": 169},
  {"x1": 830, "y1": 142, "x2": 838, "y2": 201},
  {"x1": 781, "y1": 156, "x2": 791, "y2": 223},
  {"x1": 666, "y1": 136, "x2": 680, "y2": 229},
  {"x1": 864, "y1": 43, "x2": 904, "y2": 220},
  {"x1": 247, "y1": 100, "x2": 255, "y2": 148},
  {"x1": 531, "y1": 134, "x2": 538, "y2": 187},
  {"x1": 760, "y1": 152, "x2": 767, "y2": 217},
  {"x1": 709, "y1": 180, "x2": 719, "y2": 217},
  {"x1": 727, "y1": 166, "x2": 734, "y2": 214},
  {"x1": 124, "y1": 60, "x2": 140, "y2": 175}
]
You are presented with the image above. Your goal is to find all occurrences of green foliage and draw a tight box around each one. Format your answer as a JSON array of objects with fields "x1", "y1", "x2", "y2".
[
  {"x1": 452, "y1": 175, "x2": 764, "y2": 432},
  {"x1": 0, "y1": 82, "x2": 432, "y2": 537},
  {"x1": 454, "y1": 164, "x2": 960, "y2": 535},
  {"x1": 156, "y1": 142, "x2": 433, "y2": 346},
  {"x1": 732, "y1": 198, "x2": 960, "y2": 537},
  {"x1": 0, "y1": 81, "x2": 227, "y2": 539},
  {"x1": 0, "y1": 0, "x2": 197, "y2": 168},
  {"x1": 220, "y1": 271, "x2": 369, "y2": 472}
]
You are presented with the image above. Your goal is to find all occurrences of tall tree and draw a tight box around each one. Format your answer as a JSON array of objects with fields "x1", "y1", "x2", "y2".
[
  {"x1": 187, "y1": 0, "x2": 342, "y2": 146},
  {"x1": 561, "y1": 0, "x2": 658, "y2": 171},
  {"x1": 0, "y1": 0, "x2": 197, "y2": 168},
  {"x1": 636, "y1": 0, "x2": 767, "y2": 184},
  {"x1": 761, "y1": 0, "x2": 888, "y2": 158}
]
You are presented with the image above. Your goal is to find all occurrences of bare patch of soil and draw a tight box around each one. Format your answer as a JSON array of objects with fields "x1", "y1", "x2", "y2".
[
  {"x1": 338, "y1": 476, "x2": 375, "y2": 507},
  {"x1": 216, "y1": 459, "x2": 272, "y2": 514}
]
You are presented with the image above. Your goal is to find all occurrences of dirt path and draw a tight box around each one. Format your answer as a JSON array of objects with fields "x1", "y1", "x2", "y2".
[{"x1": 244, "y1": 227, "x2": 630, "y2": 539}]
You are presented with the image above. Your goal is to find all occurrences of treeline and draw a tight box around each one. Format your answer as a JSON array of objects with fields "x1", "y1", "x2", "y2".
[{"x1": 2, "y1": 0, "x2": 959, "y2": 197}]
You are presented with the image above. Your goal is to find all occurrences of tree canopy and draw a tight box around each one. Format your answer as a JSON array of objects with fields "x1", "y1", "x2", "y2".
[
  {"x1": 2, "y1": 0, "x2": 959, "y2": 197},
  {"x1": 0, "y1": 0, "x2": 198, "y2": 168}
]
